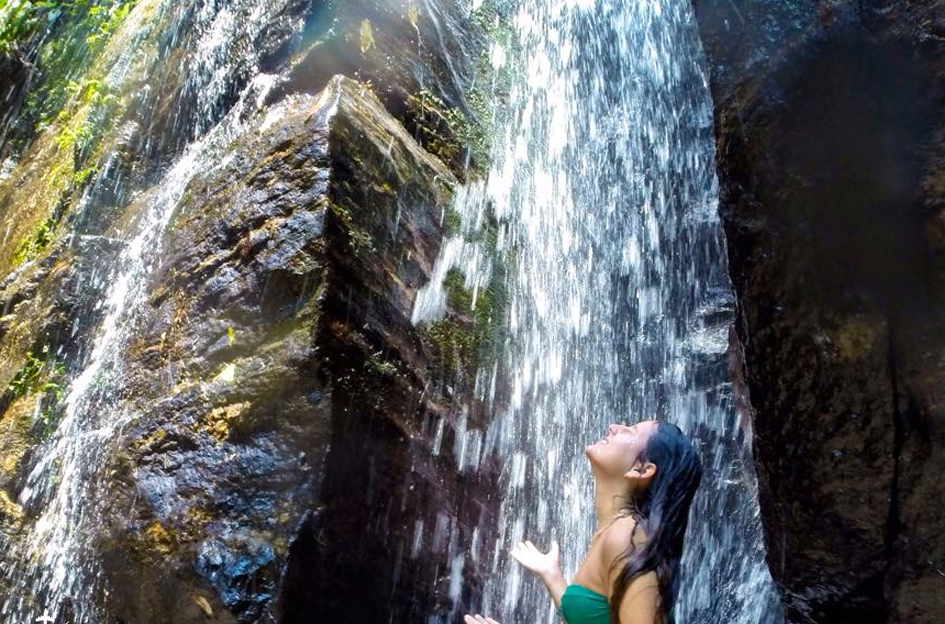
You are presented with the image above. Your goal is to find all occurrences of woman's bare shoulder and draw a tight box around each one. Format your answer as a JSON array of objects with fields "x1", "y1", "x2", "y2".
[{"x1": 602, "y1": 515, "x2": 646, "y2": 558}]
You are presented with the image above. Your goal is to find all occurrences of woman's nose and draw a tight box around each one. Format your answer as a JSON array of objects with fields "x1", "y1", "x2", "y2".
[{"x1": 608, "y1": 423, "x2": 620, "y2": 435}]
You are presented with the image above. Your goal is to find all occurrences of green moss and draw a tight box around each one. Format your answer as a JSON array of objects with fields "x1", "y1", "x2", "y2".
[
  {"x1": 13, "y1": 0, "x2": 137, "y2": 153},
  {"x1": 72, "y1": 163, "x2": 97, "y2": 185},
  {"x1": 2, "y1": 344, "x2": 68, "y2": 442},
  {"x1": 443, "y1": 268, "x2": 474, "y2": 313},
  {"x1": 472, "y1": 0, "x2": 517, "y2": 47},
  {"x1": 406, "y1": 87, "x2": 490, "y2": 177},
  {"x1": 7, "y1": 345, "x2": 53, "y2": 398},
  {"x1": 419, "y1": 253, "x2": 510, "y2": 379},
  {"x1": 366, "y1": 351, "x2": 400, "y2": 377},
  {"x1": 328, "y1": 200, "x2": 376, "y2": 253},
  {"x1": 11, "y1": 215, "x2": 57, "y2": 266},
  {"x1": 402, "y1": 0, "x2": 519, "y2": 182},
  {"x1": 443, "y1": 206, "x2": 462, "y2": 237},
  {"x1": 33, "y1": 402, "x2": 64, "y2": 441},
  {"x1": 419, "y1": 318, "x2": 474, "y2": 379}
]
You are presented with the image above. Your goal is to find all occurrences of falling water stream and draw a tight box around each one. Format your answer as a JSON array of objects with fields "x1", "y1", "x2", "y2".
[
  {"x1": 413, "y1": 1, "x2": 785, "y2": 623},
  {"x1": 0, "y1": 0, "x2": 785, "y2": 622},
  {"x1": 0, "y1": 1, "x2": 306, "y2": 621}
]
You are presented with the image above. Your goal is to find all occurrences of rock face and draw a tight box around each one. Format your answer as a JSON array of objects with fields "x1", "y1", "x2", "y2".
[
  {"x1": 0, "y1": 1, "x2": 507, "y2": 622},
  {"x1": 692, "y1": 2, "x2": 945, "y2": 623},
  {"x1": 96, "y1": 74, "x2": 498, "y2": 624}
]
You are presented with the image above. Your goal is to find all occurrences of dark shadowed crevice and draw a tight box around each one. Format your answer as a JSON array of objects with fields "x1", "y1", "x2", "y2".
[
  {"x1": 276, "y1": 509, "x2": 324, "y2": 624},
  {"x1": 882, "y1": 319, "x2": 903, "y2": 622}
]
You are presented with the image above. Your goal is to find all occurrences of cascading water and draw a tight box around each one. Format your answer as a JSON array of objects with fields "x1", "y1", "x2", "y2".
[
  {"x1": 1, "y1": 0, "x2": 785, "y2": 621},
  {"x1": 0, "y1": 1, "x2": 305, "y2": 621},
  {"x1": 413, "y1": 1, "x2": 785, "y2": 623}
]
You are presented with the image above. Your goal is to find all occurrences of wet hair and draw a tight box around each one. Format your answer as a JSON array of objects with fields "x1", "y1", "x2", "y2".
[{"x1": 607, "y1": 421, "x2": 703, "y2": 623}]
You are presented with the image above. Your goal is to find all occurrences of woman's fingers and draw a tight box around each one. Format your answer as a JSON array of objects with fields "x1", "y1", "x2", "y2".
[
  {"x1": 510, "y1": 543, "x2": 530, "y2": 559},
  {"x1": 523, "y1": 540, "x2": 544, "y2": 557},
  {"x1": 510, "y1": 539, "x2": 549, "y2": 559},
  {"x1": 463, "y1": 614, "x2": 501, "y2": 624}
]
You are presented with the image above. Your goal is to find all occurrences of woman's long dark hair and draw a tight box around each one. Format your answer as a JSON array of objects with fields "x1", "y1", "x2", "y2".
[{"x1": 606, "y1": 421, "x2": 703, "y2": 624}]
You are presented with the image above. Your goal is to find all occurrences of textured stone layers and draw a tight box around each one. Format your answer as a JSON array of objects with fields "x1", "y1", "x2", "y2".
[{"x1": 692, "y1": 2, "x2": 945, "y2": 623}]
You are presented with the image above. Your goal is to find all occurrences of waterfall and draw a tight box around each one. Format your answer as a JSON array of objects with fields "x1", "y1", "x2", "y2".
[
  {"x1": 412, "y1": 0, "x2": 785, "y2": 622},
  {"x1": 0, "y1": 0, "x2": 785, "y2": 621},
  {"x1": 0, "y1": 1, "x2": 303, "y2": 621}
]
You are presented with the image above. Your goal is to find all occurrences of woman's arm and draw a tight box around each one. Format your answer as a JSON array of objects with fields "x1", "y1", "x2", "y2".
[{"x1": 539, "y1": 567, "x2": 568, "y2": 608}]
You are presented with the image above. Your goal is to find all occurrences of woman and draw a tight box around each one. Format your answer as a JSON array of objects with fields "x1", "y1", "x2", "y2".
[{"x1": 464, "y1": 419, "x2": 703, "y2": 624}]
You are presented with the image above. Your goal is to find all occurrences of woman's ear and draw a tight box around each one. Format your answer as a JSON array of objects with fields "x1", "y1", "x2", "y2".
[
  {"x1": 639, "y1": 461, "x2": 657, "y2": 480},
  {"x1": 624, "y1": 461, "x2": 657, "y2": 484}
]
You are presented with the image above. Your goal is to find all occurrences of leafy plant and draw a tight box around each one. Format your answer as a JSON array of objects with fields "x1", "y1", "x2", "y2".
[
  {"x1": 12, "y1": 0, "x2": 136, "y2": 152},
  {"x1": 0, "y1": 0, "x2": 50, "y2": 57},
  {"x1": 5, "y1": 344, "x2": 66, "y2": 401},
  {"x1": 11, "y1": 215, "x2": 57, "y2": 266}
]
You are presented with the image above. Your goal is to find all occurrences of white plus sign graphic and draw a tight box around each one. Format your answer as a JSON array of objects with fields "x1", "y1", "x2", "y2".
[{"x1": 36, "y1": 610, "x2": 54, "y2": 624}]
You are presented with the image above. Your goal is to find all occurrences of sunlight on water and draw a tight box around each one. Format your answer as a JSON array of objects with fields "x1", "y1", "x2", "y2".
[
  {"x1": 0, "y1": 1, "x2": 299, "y2": 621},
  {"x1": 1, "y1": 0, "x2": 785, "y2": 621},
  {"x1": 413, "y1": 1, "x2": 785, "y2": 622}
]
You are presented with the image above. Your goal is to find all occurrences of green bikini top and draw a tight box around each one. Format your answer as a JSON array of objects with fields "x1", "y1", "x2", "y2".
[{"x1": 557, "y1": 584, "x2": 675, "y2": 624}]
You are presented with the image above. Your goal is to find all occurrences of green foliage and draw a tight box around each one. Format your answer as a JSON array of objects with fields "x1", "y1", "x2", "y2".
[
  {"x1": 66, "y1": 76, "x2": 116, "y2": 107},
  {"x1": 6, "y1": 349, "x2": 46, "y2": 399},
  {"x1": 85, "y1": 0, "x2": 132, "y2": 48},
  {"x1": 406, "y1": 87, "x2": 490, "y2": 177},
  {"x1": 471, "y1": 0, "x2": 517, "y2": 48},
  {"x1": 11, "y1": 215, "x2": 57, "y2": 266},
  {"x1": 421, "y1": 257, "x2": 510, "y2": 380},
  {"x1": 3, "y1": 344, "x2": 69, "y2": 441},
  {"x1": 35, "y1": 399, "x2": 66, "y2": 441},
  {"x1": 6, "y1": 344, "x2": 66, "y2": 401},
  {"x1": 72, "y1": 163, "x2": 97, "y2": 185},
  {"x1": 54, "y1": 77, "x2": 124, "y2": 162},
  {"x1": 443, "y1": 268, "x2": 474, "y2": 313},
  {"x1": 366, "y1": 350, "x2": 400, "y2": 377},
  {"x1": 16, "y1": 0, "x2": 136, "y2": 142},
  {"x1": 422, "y1": 317, "x2": 476, "y2": 375},
  {"x1": 328, "y1": 201, "x2": 377, "y2": 254},
  {"x1": 0, "y1": 0, "x2": 42, "y2": 56},
  {"x1": 403, "y1": 0, "x2": 518, "y2": 181},
  {"x1": 443, "y1": 207, "x2": 462, "y2": 237},
  {"x1": 54, "y1": 110, "x2": 91, "y2": 152}
]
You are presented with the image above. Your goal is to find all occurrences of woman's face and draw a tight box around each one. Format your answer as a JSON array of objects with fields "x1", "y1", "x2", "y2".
[{"x1": 585, "y1": 419, "x2": 659, "y2": 478}]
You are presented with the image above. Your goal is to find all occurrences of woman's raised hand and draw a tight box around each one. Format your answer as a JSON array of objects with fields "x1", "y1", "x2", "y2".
[
  {"x1": 463, "y1": 614, "x2": 501, "y2": 624},
  {"x1": 509, "y1": 538, "x2": 561, "y2": 580}
]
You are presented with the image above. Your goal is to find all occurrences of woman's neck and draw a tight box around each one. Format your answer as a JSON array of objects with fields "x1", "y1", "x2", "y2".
[{"x1": 592, "y1": 476, "x2": 633, "y2": 533}]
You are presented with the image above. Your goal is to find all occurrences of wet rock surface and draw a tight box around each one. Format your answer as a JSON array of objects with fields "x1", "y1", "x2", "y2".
[
  {"x1": 692, "y1": 2, "x2": 945, "y2": 623},
  {"x1": 94, "y1": 74, "x2": 500, "y2": 624},
  {"x1": 0, "y1": 1, "x2": 506, "y2": 622}
]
